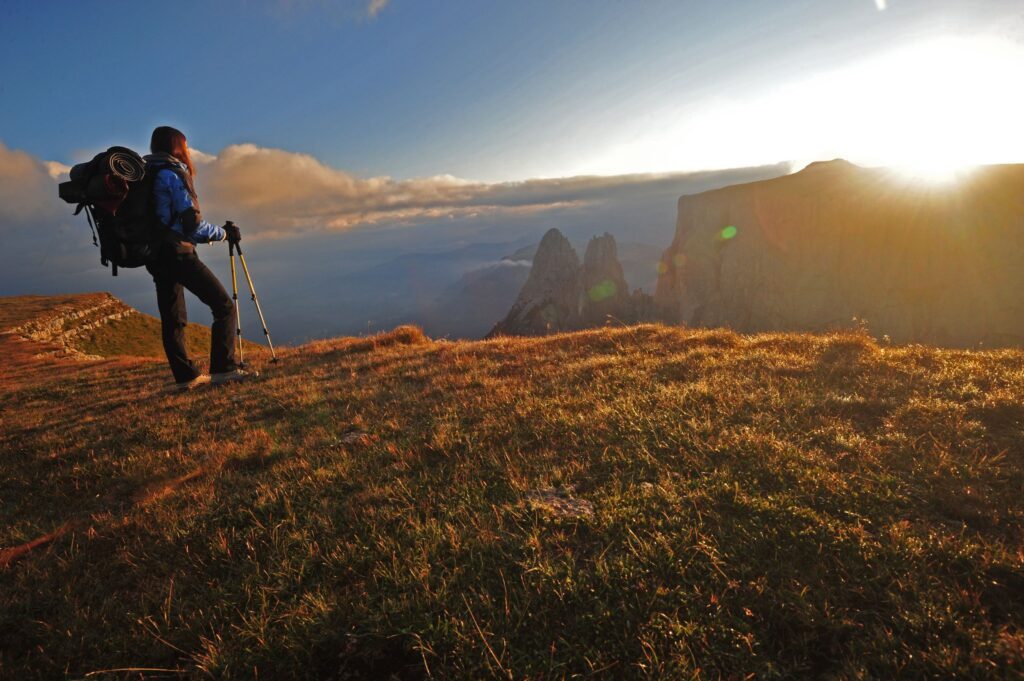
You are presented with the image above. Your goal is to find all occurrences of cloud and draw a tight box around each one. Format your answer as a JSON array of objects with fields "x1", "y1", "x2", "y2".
[
  {"x1": 44, "y1": 161, "x2": 71, "y2": 180},
  {"x1": 189, "y1": 148, "x2": 218, "y2": 165},
  {"x1": 367, "y1": 0, "x2": 389, "y2": 18},
  {"x1": 0, "y1": 141, "x2": 113, "y2": 296},
  {"x1": 0, "y1": 140, "x2": 64, "y2": 222},
  {"x1": 193, "y1": 142, "x2": 718, "y2": 237}
]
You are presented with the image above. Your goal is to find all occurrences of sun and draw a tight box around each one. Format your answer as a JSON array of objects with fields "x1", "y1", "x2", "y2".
[
  {"x1": 575, "y1": 34, "x2": 1024, "y2": 179},
  {"x1": 803, "y1": 34, "x2": 1024, "y2": 178},
  {"x1": 856, "y1": 35, "x2": 1018, "y2": 183}
]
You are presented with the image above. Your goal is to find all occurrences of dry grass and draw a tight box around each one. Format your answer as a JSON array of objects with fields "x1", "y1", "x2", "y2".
[
  {"x1": 1, "y1": 307, "x2": 1023, "y2": 679},
  {"x1": 75, "y1": 311, "x2": 214, "y2": 359}
]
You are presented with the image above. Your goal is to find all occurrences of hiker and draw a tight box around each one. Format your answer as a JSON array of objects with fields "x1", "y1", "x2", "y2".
[{"x1": 145, "y1": 126, "x2": 252, "y2": 390}]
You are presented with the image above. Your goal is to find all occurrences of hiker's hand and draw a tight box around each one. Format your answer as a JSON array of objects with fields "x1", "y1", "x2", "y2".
[{"x1": 224, "y1": 222, "x2": 241, "y2": 244}]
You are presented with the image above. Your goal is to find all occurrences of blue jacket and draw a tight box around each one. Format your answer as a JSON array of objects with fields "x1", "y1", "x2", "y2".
[{"x1": 152, "y1": 162, "x2": 226, "y2": 244}]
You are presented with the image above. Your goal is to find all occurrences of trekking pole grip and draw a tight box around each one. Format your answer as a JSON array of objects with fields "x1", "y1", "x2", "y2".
[{"x1": 224, "y1": 220, "x2": 242, "y2": 252}]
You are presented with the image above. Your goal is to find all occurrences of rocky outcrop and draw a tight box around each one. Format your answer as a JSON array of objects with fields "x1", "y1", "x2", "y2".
[
  {"x1": 654, "y1": 161, "x2": 1024, "y2": 347},
  {"x1": 3, "y1": 292, "x2": 136, "y2": 359},
  {"x1": 489, "y1": 228, "x2": 581, "y2": 336},
  {"x1": 579, "y1": 233, "x2": 633, "y2": 326},
  {"x1": 490, "y1": 229, "x2": 655, "y2": 337}
]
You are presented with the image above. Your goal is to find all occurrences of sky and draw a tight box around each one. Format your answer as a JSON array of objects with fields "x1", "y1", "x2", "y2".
[
  {"x1": 2, "y1": 0, "x2": 1023, "y2": 340},
  {"x1": 2, "y1": 0, "x2": 1022, "y2": 183}
]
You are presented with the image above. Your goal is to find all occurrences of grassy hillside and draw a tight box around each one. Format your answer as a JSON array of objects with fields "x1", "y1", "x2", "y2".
[
  {"x1": 74, "y1": 310, "x2": 221, "y2": 359},
  {"x1": 1, "y1": 310, "x2": 1023, "y2": 678}
]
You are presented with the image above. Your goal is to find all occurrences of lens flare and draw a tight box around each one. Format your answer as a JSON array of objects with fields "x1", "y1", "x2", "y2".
[{"x1": 588, "y1": 280, "x2": 618, "y2": 302}]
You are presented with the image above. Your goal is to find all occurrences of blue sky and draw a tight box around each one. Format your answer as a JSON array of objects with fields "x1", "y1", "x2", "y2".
[{"x1": 2, "y1": 0, "x2": 1021, "y2": 181}]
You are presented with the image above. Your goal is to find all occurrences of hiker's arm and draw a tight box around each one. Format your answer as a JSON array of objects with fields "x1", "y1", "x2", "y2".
[
  {"x1": 183, "y1": 213, "x2": 227, "y2": 244},
  {"x1": 161, "y1": 171, "x2": 226, "y2": 243}
]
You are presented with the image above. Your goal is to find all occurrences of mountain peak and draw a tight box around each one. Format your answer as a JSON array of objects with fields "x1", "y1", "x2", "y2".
[
  {"x1": 798, "y1": 158, "x2": 859, "y2": 173},
  {"x1": 488, "y1": 229, "x2": 581, "y2": 336}
]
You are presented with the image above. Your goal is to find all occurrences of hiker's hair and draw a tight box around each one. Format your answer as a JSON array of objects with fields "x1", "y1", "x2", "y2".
[{"x1": 150, "y1": 126, "x2": 195, "y2": 177}]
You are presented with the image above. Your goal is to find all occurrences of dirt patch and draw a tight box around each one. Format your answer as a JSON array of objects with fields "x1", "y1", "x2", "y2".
[{"x1": 524, "y1": 486, "x2": 595, "y2": 520}]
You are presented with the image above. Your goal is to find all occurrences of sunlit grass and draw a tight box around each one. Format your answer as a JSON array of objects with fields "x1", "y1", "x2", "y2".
[{"x1": 1, "y1": 316, "x2": 1023, "y2": 678}]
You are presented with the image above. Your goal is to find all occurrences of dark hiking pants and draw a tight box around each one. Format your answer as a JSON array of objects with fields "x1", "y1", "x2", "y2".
[{"x1": 146, "y1": 249, "x2": 237, "y2": 383}]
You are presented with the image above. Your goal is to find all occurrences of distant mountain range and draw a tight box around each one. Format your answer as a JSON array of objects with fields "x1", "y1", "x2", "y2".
[{"x1": 421, "y1": 259, "x2": 531, "y2": 338}]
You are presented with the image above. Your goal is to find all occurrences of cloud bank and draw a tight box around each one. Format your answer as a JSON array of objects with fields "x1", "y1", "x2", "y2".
[
  {"x1": 187, "y1": 143, "x2": 731, "y2": 237},
  {"x1": 2, "y1": 139, "x2": 786, "y2": 242}
]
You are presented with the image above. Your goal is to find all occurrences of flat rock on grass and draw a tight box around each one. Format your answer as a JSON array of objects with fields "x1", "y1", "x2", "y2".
[
  {"x1": 525, "y1": 486, "x2": 595, "y2": 520},
  {"x1": 339, "y1": 430, "x2": 371, "y2": 446}
]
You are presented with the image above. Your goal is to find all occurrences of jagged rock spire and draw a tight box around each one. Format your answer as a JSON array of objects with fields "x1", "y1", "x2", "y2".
[
  {"x1": 488, "y1": 228, "x2": 581, "y2": 336},
  {"x1": 580, "y1": 233, "x2": 632, "y2": 326},
  {"x1": 489, "y1": 229, "x2": 655, "y2": 337}
]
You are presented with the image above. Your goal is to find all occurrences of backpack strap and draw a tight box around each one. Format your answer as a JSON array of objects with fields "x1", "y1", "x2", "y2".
[
  {"x1": 78, "y1": 204, "x2": 99, "y2": 247},
  {"x1": 81, "y1": 204, "x2": 115, "y2": 274}
]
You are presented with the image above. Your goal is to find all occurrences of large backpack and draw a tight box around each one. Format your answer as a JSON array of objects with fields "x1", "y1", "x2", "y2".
[{"x1": 58, "y1": 146, "x2": 166, "y2": 276}]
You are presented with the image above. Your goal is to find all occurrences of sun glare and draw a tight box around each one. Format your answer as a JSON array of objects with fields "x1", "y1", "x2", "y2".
[
  {"x1": 891, "y1": 161, "x2": 973, "y2": 185},
  {"x1": 577, "y1": 35, "x2": 1024, "y2": 179}
]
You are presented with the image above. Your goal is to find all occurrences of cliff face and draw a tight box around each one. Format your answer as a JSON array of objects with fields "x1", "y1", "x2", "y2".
[
  {"x1": 654, "y1": 161, "x2": 1024, "y2": 347},
  {"x1": 489, "y1": 228, "x2": 581, "y2": 336}
]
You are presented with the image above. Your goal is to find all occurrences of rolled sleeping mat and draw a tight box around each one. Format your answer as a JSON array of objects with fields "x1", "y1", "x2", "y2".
[
  {"x1": 68, "y1": 147, "x2": 145, "y2": 183},
  {"x1": 101, "y1": 146, "x2": 145, "y2": 182}
]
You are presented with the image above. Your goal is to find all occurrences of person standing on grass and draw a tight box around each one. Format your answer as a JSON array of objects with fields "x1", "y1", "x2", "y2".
[{"x1": 144, "y1": 125, "x2": 254, "y2": 391}]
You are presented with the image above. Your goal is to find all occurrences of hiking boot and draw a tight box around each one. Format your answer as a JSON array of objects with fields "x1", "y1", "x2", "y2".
[
  {"x1": 211, "y1": 368, "x2": 259, "y2": 385},
  {"x1": 175, "y1": 374, "x2": 211, "y2": 392}
]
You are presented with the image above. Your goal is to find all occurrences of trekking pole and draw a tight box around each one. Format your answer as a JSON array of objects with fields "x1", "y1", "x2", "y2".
[
  {"x1": 233, "y1": 241, "x2": 279, "y2": 363},
  {"x1": 228, "y1": 239, "x2": 245, "y2": 368}
]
